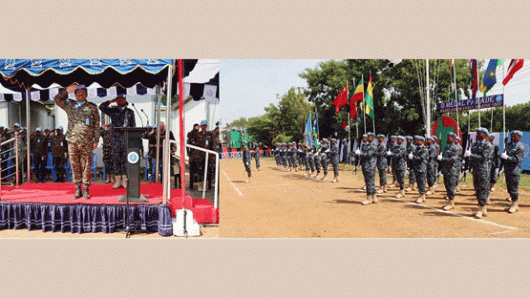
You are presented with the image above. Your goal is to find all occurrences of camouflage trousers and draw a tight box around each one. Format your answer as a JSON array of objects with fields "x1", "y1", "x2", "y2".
[
  {"x1": 254, "y1": 154, "x2": 261, "y2": 169},
  {"x1": 291, "y1": 154, "x2": 298, "y2": 168},
  {"x1": 415, "y1": 170, "x2": 427, "y2": 195},
  {"x1": 443, "y1": 173, "x2": 459, "y2": 200},
  {"x1": 53, "y1": 155, "x2": 66, "y2": 182},
  {"x1": 408, "y1": 167, "x2": 416, "y2": 184},
  {"x1": 314, "y1": 156, "x2": 321, "y2": 173},
  {"x1": 473, "y1": 170, "x2": 490, "y2": 206},
  {"x1": 243, "y1": 160, "x2": 251, "y2": 177},
  {"x1": 489, "y1": 165, "x2": 498, "y2": 184},
  {"x1": 307, "y1": 155, "x2": 314, "y2": 172},
  {"x1": 396, "y1": 169, "x2": 406, "y2": 190},
  {"x1": 331, "y1": 157, "x2": 339, "y2": 178},
  {"x1": 378, "y1": 167, "x2": 387, "y2": 186},
  {"x1": 68, "y1": 141, "x2": 93, "y2": 186},
  {"x1": 506, "y1": 173, "x2": 520, "y2": 202},
  {"x1": 320, "y1": 154, "x2": 328, "y2": 176},
  {"x1": 362, "y1": 167, "x2": 377, "y2": 195},
  {"x1": 102, "y1": 146, "x2": 114, "y2": 175},
  {"x1": 427, "y1": 163, "x2": 438, "y2": 187},
  {"x1": 111, "y1": 131, "x2": 126, "y2": 175},
  {"x1": 33, "y1": 154, "x2": 47, "y2": 182}
]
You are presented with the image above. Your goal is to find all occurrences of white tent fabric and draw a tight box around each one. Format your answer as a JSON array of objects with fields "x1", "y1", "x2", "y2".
[{"x1": 183, "y1": 59, "x2": 219, "y2": 83}]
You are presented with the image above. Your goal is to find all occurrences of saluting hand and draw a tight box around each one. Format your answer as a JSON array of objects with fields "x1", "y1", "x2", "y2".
[{"x1": 66, "y1": 83, "x2": 78, "y2": 94}]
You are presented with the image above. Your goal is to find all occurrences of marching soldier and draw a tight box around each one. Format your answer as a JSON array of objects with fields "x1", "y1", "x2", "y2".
[
  {"x1": 319, "y1": 139, "x2": 329, "y2": 181},
  {"x1": 464, "y1": 127, "x2": 493, "y2": 219},
  {"x1": 388, "y1": 135, "x2": 398, "y2": 188},
  {"x1": 357, "y1": 133, "x2": 377, "y2": 205},
  {"x1": 425, "y1": 137, "x2": 439, "y2": 195},
  {"x1": 390, "y1": 136, "x2": 407, "y2": 198},
  {"x1": 375, "y1": 134, "x2": 388, "y2": 193},
  {"x1": 290, "y1": 142, "x2": 298, "y2": 172},
  {"x1": 242, "y1": 140, "x2": 252, "y2": 182},
  {"x1": 440, "y1": 133, "x2": 462, "y2": 210},
  {"x1": 330, "y1": 138, "x2": 340, "y2": 183},
  {"x1": 54, "y1": 84, "x2": 100, "y2": 199},
  {"x1": 50, "y1": 126, "x2": 68, "y2": 182},
  {"x1": 405, "y1": 136, "x2": 417, "y2": 191},
  {"x1": 410, "y1": 136, "x2": 428, "y2": 203},
  {"x1": 253, "y1": 142, "x2": 261, "y2": 171},
  {"x1": 99, "y1": 94, "x2": 136, "y2": 189},
  {"x1": 454, "y1": 135, "x2": 463, "y2": 193},
  {"x1": 488, "y1": 133, "x2": 500, "y2": 192},
  {"x1": 501, "y1": 131, "x2": 525, "y2": 213},
  {"x1": 313, "y1": 145, "x2": 321, "y2": 179},
  {"x1": 30, "y1": 127, "x2": 48, "y2": 182}
]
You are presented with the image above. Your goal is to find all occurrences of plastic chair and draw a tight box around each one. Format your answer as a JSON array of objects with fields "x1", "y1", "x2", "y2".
[{"x1": 46, "y1": 152, "x2": 56, "y2": 182}]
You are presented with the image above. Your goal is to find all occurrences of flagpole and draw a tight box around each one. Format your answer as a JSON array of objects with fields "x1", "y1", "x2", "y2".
[
  {"x1": 362, "y1": 74, "x2": 366, "y2": 134},
  {"x1": 371, "y1": 73, "x2": 376, "y2": 135},
  {"x1": 502, "y1": 61, "x2": 506, "y2": 139},
  {"x1": 454, "y1": 59, "x2": 459, "y2": 136},
  {"x1": 425, "y1": 59, "x2": 431, "y2": 137},
  {"x1": 478, "y1": 59, "x2": 481, "y2": 127}
]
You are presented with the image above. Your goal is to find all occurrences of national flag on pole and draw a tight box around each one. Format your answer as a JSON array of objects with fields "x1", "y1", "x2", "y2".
[
  {"x1": 482, "y1": 59, "x2": 505, "y2": 97},
  {"x1": 449, "y1": 59, "x2": 457, "y2": 91},
  {"x1": 332, "y1": 83, "x2": 348, "y2": 114},
  {"x1": 304, "y1": 113, "x2": 313, "y2": 147},
  {"x1": 312, "y1": 110, "x2": 319, "y2": 149},
  {"x1": 350, "y1": 77, "x2": 364, "y2": 119},
  {"x1": 503, "y1": 59, "x2": 524, "y2": 86},
  {"x1": 470, "y1": 59, "x2": 478, "y2": 99},
  {"x1": 364, "y1": 74, "x2": 374, "y2": 119}
]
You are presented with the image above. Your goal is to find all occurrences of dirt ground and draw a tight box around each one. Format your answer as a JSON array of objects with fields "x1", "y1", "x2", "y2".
[{"x1": 220, "y1": 157, "x2": 530, "y2": 238}]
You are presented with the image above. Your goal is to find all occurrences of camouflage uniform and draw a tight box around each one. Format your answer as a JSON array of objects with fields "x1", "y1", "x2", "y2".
[
  {"x1": 148, "y1": 129, "x2": 176, "y2": 181},
  {"x1": 360, "y1": 140, "x2": 377, "y2": 195},
  {"x1": 99, "y1": 100, "x2": 136, "y2": 176},
  {"x1": 30, "y1": 132, "x2": 48, "y2": 182},
  {"x1": 441, "y1": 142, "x2": 461, "y2": 200},
  {"x1": 54, "y1": 90, "x2": 100, "y2": 186},
  {"x1": 426, "y1": 142, "x2": 440, "y2": 188},
  {"x1": 320, "y1": 141, "x2": 329, "y2": 177},
  {"x1": 242, "y1": 144, "x2": 251, "y2": 178},
  {"x1": 50, "y1": 131, "x2": 68, "y2": 182},
  {"x1": 313, "y1": 148, "x2": 321, "y2": 174},
  {"x1": 389, "y1": 140, "x2": 397, "y2": 183},
  {"x1": 329, "y1": 141, "x2": 340, "y2": 178},
  {"x1": 194, "y1": 130, "x2": 215, "y2": 184},
  {"x1": 376, "y1": 141, "x2": 387, "y2": 186},
  {"x1": 307, "y1": 148, "x2": 314, "y2": 172},
  {"x1": 503, "y1": 141, "x2": 525, "y2": 202},
  {"x1": 470, "y1": 139, "x2": 493, "y2": 206},
  {"x1": 253, "y1": 144, "x2": 261, "y2": 169},
  {"x1": 187, "y1": 128, "x2": 199, "y2": 184},
  {"x1": 489, "y1": 141, "x2": 500, "y2": 185},
  {"x1": 290, "y1": 143, "x2": 298, "y2": 168},
  {"x1": 391, "y1": 142, "x2": 407, "y2": 190},
  {"x1": 411, "y1": 142, "x2": 428, "y2": 195},
  {"x1": 99, "y1": 128, "x2": 114, "y2": 178},
  {"x1": 406, "y1": 141, "x2": 416, "y2": 185}
]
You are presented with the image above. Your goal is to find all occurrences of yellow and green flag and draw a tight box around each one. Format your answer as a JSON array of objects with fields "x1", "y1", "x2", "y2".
[{"x1": 364, "y1": 74, "x2": 374, "y2": 119}]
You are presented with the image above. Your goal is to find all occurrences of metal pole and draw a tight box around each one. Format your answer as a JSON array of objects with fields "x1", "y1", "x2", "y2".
[
  {"x1": 15, "y1": 132, "x2": 19, "y2": 186},
  {"x1": 162, "y1": 64, "x2": 173, "y2": 204},
  {"x1": 502, "y1": 61, "x2": 506, "y2": 139},
  {"x1": 362, "y1": 75, "x2": 366, "y2": 134},
  {"x1": 25, "y1": 89, "x2": 30, "y2": 183},
  {"x1": 426, "y1": 59, "x2": 431, "y2": 137},
  {"x1": 478, "y1": 60, "x2": 481, "y2": 127},
  {"x1": 155, "y1": 85, "x2": 161, "y2": 183},
  {"x1": 177, "y1": 60, "x2": 187, "y2": 209},
  {"x1": 454, "y1": 59, "x2": 459, "y2": 135},
  {"x1": 202, "y1": 153, "x2": 209, "y2": 199}
]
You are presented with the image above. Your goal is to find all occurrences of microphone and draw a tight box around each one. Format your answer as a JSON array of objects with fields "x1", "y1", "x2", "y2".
[
  {"x1": 130, "y1": 103, "x2": 144, "y2": 127},
  {"x1": 140, "y1": 109, "x2": 150, "y2": 127}
]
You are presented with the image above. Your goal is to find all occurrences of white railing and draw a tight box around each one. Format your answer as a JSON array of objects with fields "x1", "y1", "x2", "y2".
[
  {"x1": 170, "y1": 141, "x2": 219, "y2": 209},
  {"x1": 1, "y1": 134, "x2": 20, "y2": 196}
]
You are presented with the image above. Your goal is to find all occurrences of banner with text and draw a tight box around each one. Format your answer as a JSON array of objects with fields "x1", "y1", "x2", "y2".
[{"x1": 438, "y1": 94, "x2": 503, "y2": 113}]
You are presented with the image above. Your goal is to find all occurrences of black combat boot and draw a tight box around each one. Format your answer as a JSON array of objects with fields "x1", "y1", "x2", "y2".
[
  {"x1": 83, "y1": 184, "x2": 90, "y2": 200},
  {"x1": 73, "y1": 184, "x2": 82, "y2": 199}
]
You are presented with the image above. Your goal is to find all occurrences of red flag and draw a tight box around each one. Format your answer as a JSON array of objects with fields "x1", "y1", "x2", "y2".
[
  {"x1": 332, "y1": 84, "x2": 348, "y2": 114},
  {"x1": 341, "y1": 119, "x2": 348, "y2": 129},
  {"x1": 503, "y1": 59, "x2": 524, "y2": 85},
  {"x1": 349, "y1": 78, "x2": 364, "y2": 119}
]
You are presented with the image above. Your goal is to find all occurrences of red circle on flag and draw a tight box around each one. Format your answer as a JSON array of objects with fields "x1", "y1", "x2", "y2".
[{"x1": 431, "y1": 116, "x2": 462, "y2": 149}]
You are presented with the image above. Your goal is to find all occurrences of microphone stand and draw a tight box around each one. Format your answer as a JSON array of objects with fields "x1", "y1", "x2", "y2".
[
  {"x1": 141, "y1": 109, "x2": 150, "y2": 127},
  {"x1": 131, "y1": 103, "x2": 144, "y2": 127}
]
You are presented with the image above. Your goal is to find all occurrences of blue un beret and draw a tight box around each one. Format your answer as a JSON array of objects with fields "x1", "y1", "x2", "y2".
[
  {"x1": 512, "y1": 130, "x2": 523, "y2": 137},
  {"x1": 476, "y1": 127, "x2": 489, "y2": 134},
  {"x1": 397, "y1": 136, "x2": 405, "y2": 141}
]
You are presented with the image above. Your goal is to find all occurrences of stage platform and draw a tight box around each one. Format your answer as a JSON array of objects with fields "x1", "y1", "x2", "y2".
[{"x1": 0, "y1": 183, "x2": 219, "y2": 236}]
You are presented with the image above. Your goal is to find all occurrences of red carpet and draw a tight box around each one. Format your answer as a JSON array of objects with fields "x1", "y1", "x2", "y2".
[{"x1": 0, "y1": 183, "x2": 219, "y2": 224}]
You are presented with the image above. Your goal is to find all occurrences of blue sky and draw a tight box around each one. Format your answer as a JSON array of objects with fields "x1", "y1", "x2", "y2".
[
  {"x1": 220, "y1": 59, "x2": 326, "y2": 124},
  {"x1": 219, "y1": 59, "x2": 530, "y2": 126}
]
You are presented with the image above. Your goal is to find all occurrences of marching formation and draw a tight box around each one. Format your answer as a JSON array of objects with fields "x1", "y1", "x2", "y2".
[{"x1": 254, "y1": 127, "x2": 525, "y2": 218}]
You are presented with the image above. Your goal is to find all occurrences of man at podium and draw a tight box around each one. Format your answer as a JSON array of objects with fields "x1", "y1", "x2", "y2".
[{"x1": 99, "y1": 94, "x2": 136, "y2": 189}]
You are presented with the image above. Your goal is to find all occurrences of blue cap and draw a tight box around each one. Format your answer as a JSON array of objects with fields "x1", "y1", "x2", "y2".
[
  {"x1": 377, "y1": 134, "x2": 385, "y2": 138},
  {"x1": 476, "y1": 127, "x2": 489, "y2": 134},
  {"x1": 455, "y1": 136, "x2": 461, "y2": 142},
  {"x1": 406, "y1": 136, "x2": 413, "y2": 140},
  {"x1": 512, "y1": 130, "x2": 523, "y2": 137},
  {"x1": 390, "y1": 135, "x2": 396, "y2": 139},
  {"x1": 200, "y1": 120, "x2": 208, "y2": 126},
  {"x1": 362, "y1": 134, "x2": 368, "y2": 138},
  {"x1": 13, "y1": 123, "x2": 20, "y2": 127},
  {"x1": 56, "y1": 126, "x2": 63, "y2": 130},
  {"x1": 397, "y1": 136, "x2": 405, "y2": 141},
  {"x1": 367, "y1": 132, "x2": 376, "y2": 137},
  {"x1": 331, "y1": 138, "x2": 337, "y2": 143},
  {"x1": 36, "y1": 127, "x2": 42, "y2": 132},
  {"x1": 432, "y1": 136, "x2": 438, "y2": 140},
  {"x1": 74, "y1": 84, "x2": 87, "y2": 93}
]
